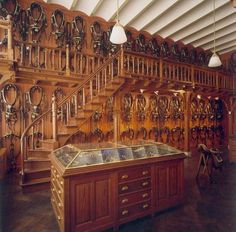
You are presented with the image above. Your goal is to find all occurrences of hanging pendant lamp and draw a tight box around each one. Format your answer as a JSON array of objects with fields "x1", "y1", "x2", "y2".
[
  {"x1": 110, "y1": 0, "x2": 127, "y2": 44},
  {"x1": 208, "y1": 0, "x2": 222, "y2": 67}
]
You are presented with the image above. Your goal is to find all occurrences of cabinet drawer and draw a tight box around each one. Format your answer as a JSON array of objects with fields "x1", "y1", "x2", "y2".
[
  {"x1": 118, "y1": 167, "x2": 151, "y2": 183},
  {"x1": 119, "y1": 178, "x2": 151, "y2": 194},
  {"x1": 119, "y1": 190, "x2": 151, "y2": 207},
  {"x1": 119, "y1": 200, "x2": 151, "y2": 219}
]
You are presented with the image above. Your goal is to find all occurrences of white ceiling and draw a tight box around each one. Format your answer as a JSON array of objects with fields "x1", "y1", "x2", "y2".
[{"x1": 46, "y1": 0, "x2": 236, "y2": 55}]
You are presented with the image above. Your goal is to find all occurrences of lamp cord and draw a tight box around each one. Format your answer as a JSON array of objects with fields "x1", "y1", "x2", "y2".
[
  {"x1": 116, "y1": 0, "x2": 119, "y2": 22},
  {"x1": 213, "y1": 0, "x2": 216, "y2": 53}
]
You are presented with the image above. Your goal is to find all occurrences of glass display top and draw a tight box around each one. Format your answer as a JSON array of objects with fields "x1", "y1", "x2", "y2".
[{"x1": 51, "y1": 140, "x2": 182, "y2": 169}]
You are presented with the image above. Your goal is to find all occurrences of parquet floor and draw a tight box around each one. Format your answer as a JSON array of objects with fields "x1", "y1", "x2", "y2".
[{"x1": 1, "y1": 155, "x2": 236, "y2": 232}]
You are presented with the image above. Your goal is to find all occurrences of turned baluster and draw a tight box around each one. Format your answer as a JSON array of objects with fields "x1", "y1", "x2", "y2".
[
  {"x1": 74, "y1": 94, "x2": 78, "y2": 115},
  {"x1": 90, "y1": 80, "x2": 93, "y2": 100},
  {"x1": 52, "y1": 95, "x2": 58, "y2": 141},
  {"x1": 52, "y1": 49, "x2": 55, "y2": 70},
  {"x1": 66, "y1": 44, "x2": 70, "y2": 75},
  {"x1": 82, "y1": 88, "x2": 86, "y2": 106},
  {"x1": 20, "y1": 43, "x2": 24, "y2": 65},
  {"x1": 44, "y1": 48, "x2": 48, "y2": 70},
  {"x1": 7, "y1": 15, "x2": 13, "y2": 60}
]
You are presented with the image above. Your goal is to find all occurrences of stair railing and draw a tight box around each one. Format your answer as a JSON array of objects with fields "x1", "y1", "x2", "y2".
[
  {"x1": 0, "y1": 15, "x2": 13, "y2": 60},
  {"x1": 20, "y1": 47, "x2": 124, "y2": 179}
]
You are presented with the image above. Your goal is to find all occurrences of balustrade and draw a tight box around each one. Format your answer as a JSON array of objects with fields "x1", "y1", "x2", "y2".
[{"x1": 20, "y1": 49, "x2": 122, "y2": 178}]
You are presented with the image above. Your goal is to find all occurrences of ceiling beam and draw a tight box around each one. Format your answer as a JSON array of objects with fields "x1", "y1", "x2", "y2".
[
  {"x1": 159, "y1": 0, "x2": 228, "y2": 38},
  {"x1": 171, "y1": 2, "x2": 235, "y2": 41},
  {"x1": 73, "y1": 0, "x2": 102, "y2": 16},
  {"x1": 191, "y1": 23, "x2": 236, "y2": 47},
  {"x1": 183, "y1": 13, "x2": 236, "y2": 45},
  {"x1": 116, "y1": 0, "x2": 154, "y2": 26},
  {"x1": 215, "y1": 40, "x2": 236, "y2": 52},
  {"x1": 129, "y1": 0, "x2": 178, "y2": 31},
  {"x1": 109, "y1": 0, "x2": 130, "y2": 22},
  {"x1": 144, "y1": 0, "x2": 204, "y2": 35},
  {"x1": 202, "y1": 31, "x2": 236, "y2": 50},
  {"x1": 218, "y1": 46, "x2": 236, "y2": 55}
]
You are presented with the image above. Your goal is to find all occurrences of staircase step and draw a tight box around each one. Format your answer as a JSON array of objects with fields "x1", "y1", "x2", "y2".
[
  {"x1": 41, "y1": 139, "x2": 59, "y2": 150},
  {"x1": 65, "y1": 124, "x2": 78, "y2": 128},
  {"x1": 24, "y1": 168, "x2": 50, "y2": 182},
  {"x1": 24, "y1": 157, "x2": 50, "y2": 170},
  {"x1": 28, "y1": 148, "x2": 52, "y2": 158},
  {"x1": 20, "y1": 177, "x2": 50, "y2": 191}
]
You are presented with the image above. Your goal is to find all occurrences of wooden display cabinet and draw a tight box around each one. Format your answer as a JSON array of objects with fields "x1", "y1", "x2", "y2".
[{"x1": 49, "y1": 141, "x2": 186, "y2": 232}]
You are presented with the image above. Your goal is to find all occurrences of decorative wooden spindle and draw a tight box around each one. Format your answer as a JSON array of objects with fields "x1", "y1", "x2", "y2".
[{"x1": 52, "y1": 95, "x2": 58, "y2": 141}]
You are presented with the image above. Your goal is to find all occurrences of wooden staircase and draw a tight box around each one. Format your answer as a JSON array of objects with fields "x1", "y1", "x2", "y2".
[{"x1": 20, "y1": 49, "x2": 125, "y2": 188}]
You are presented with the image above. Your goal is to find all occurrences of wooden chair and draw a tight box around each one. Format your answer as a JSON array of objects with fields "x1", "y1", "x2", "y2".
[
  {"x1": 196, "y1": 144, "x2": 213, "y2": 181},
  {"x1": 196, "y1": 144, "x2": 224, "y2": 182}
]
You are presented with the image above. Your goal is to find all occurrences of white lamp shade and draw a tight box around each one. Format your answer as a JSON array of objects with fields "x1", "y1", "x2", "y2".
[
  {"x1": 208, "y1": 53, "x2": 222, "y2": 67},
  {"x1": 110, "y1": 22, "x2": 127, "y2": 44}
]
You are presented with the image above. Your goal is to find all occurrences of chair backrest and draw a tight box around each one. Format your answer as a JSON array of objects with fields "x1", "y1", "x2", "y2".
[{"x1": 197, "y1": 144, "x2": 210, "y2": 156}]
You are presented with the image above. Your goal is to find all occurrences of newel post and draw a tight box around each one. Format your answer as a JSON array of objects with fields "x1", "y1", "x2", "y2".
[
  {"x1": 7, "y1": 15, "x2": 13, "y2": 60},
  {"x1": 120, "y1": 45, "x2": 124, "y2": 76},
  {"x1": 66, "y1": 44, "x2": 70, "y2": 76},
  {"x1": 52, "y1": 95, "x2": 58, "y2": 141}
]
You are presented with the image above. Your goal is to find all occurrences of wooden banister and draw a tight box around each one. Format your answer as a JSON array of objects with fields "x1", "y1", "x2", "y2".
[{"x1": 20, "y1": 48, "x2": 122, "y2": 177}]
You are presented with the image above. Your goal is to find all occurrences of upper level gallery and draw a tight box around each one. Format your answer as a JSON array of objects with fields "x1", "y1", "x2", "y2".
[{"x1": 0, "y1": 0, "x2": 235, "y2": 93}]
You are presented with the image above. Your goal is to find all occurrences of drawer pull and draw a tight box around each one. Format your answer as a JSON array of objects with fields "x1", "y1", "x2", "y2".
[
  {"x1": 121, "y1": 185, "x2": 129, "y2": 191},
  {"x1": 121, "y1": 174, "x2": 129, "y2": 180},
  {"x1": 121, "y1": 198, "x2": 129, "y2": 204},
  {"x1": 142, "y1": 193, "x2": 149, "y2": 198},
  {"x1": 122, "y1": 210, "x2": 129, "y2": 216},
  {"x1": 142, "y1": 203, "x2": 149, "y2": 209},
  {"x1": 142, "y1": 170, "x2": 149, "y2": 176},
  {"x1": 142, "y1": 181, "x2": 149, "y2": 187}
]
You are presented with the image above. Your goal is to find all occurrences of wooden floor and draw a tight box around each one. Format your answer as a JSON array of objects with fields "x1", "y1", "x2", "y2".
[{"x1": 1, "y1": 154, "x2": 236, "y2": 232}]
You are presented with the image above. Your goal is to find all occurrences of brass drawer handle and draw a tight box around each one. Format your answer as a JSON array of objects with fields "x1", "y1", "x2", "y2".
[
  {"x1": 122, "y1": 210, "x2": 129, "y2": 216},
  {"x1": 121, "y1": 198, "x2": 129, "y2": 204},
  {"x1": 142, "y1": 170, "x2": 149, "y2": 176},
  {"x1": 142, "y1": 193, "x2": 149, "y2": 198},
  {"x1": 121, "y1": 174, "x2": 129, "y2": 180},
  {"x1": 142, "y1": 203, "x2": 149, "y2": 209},
  {"x1": 142, "y1": 181, "x2": 149, "y2": 187},
  {"x1": 121, "y1": 185, "x2": 129, "y2": 191}
]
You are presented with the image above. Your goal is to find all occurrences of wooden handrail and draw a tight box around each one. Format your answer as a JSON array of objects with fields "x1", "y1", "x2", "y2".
[{"x1": 20, "y1": 48, "x2": 122, "y2": 177}]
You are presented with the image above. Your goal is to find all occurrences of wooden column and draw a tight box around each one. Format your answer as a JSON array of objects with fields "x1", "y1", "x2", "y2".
[
  {"x1": 184, "y1": 91, "x2": 191, "y2": 153},
  {"x1": 52, "y1": 95, "x2": 58, "y2": 141},
  {"x1": 7, "y1": 15, "x2": 13, "y2": 60}
]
